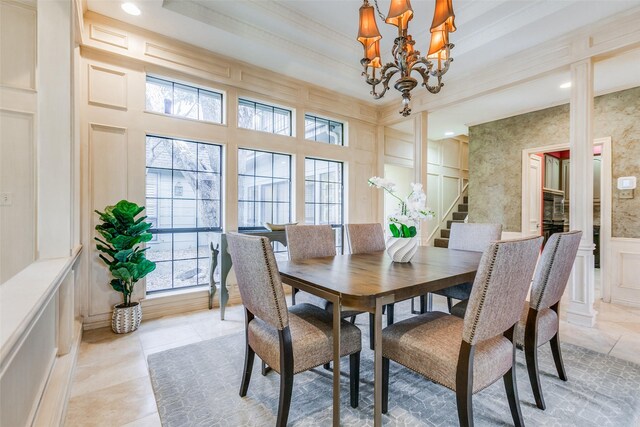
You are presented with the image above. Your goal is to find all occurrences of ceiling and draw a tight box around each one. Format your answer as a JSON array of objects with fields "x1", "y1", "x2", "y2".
[{"x1": 86, "y1": 0, "x2": 640, "y2": 138}]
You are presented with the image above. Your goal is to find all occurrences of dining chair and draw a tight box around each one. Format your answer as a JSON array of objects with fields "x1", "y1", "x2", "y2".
[
  {"x1": 226, "y1": 233, "x2": 362, "y2": 426},
  {"x1": 346, "y1": 223, "x2": 395, "y2": 349},
  {"x1": 450, "y1": 231, "x2": 582, "y2": 410},
  {"x1": 286, "y1": 224, "x2": 363, "y2": 320},
  {"x1": 382, "y1": 235, "x2": 543, "y2": 427},
  {"x1": 430, "y1": 222, "x2": 502, "y2": 312}
]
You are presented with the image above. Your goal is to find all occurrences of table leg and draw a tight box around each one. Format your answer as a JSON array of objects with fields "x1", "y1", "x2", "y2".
[
  {"x1": 332, "y1": 296, "x2": 341, "y2": 426},
  {"x1": 374, "y1": 297, "x2": 383, "y2": 427}
]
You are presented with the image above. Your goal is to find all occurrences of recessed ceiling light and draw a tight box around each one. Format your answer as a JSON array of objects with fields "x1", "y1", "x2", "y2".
[
  {"x1": 444, "y1": 131, "x2": 455, "y2": 136},
  {"x1": 559, "y1": 82, "x2": 572, "y2": 89},
  {"x1": 121, "y1": 2, "x2": 141, "y2": 16}
]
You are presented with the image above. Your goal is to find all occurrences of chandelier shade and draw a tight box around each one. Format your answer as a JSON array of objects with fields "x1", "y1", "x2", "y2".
[
  {"x1": 357, "y1": 0, "x2": 456, "y2": 116},
  {"x1": 385, "y1": 0, "x2": 414, "y2": 30},
  {"x1": 357, "y1": 3, "x2": 382, "y2": 48}
]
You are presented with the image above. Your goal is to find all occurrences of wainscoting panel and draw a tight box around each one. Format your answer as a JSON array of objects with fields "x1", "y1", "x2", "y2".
[
  {"x1": 89, "y1": 23, "x2": 128, "y2": 50},
  {"x1": 0, "y1": 1, "x2": 36, "y2": 90},
  {"x1": 88, "y1": 64, "x2": 128, "y2": 110},
  {"x1": 610, "y1": 238, "x2": 640, "y2": 307}
]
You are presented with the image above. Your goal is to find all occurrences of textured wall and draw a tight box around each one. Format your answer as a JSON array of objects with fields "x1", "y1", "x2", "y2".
[{"x1": 469, "y1": 86, "x2": 640, "y2": 238}]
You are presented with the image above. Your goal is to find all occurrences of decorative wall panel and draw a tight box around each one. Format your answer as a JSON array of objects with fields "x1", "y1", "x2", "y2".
[
  {"x1": 89, "y1": 24, "x2": 128, "y2": 49},
  {"x1": 88, "y1": 64, "x2": 128, "y2": 110}
]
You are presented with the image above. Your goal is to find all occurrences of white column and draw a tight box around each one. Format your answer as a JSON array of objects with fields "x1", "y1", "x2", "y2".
[
  {"x1": 566, "y1": 58, "x2": 597, "y2": 327},
  {"x1": 414, "y1": 112, "x2": 428, "y2": 246}
]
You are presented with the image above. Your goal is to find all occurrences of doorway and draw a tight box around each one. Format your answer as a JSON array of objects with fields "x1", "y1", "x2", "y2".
[{"x1": 521, "y1": 138, "x2": 612, "y2": 301}]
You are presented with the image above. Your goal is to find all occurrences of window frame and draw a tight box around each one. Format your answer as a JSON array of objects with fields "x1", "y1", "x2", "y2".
[
  {"x1": 145, "y1": 75, "x2": 225, "y2": 125},
  {"x1": 237, "y1": 148, "x2": 293, "y2": 232},
  {"x1": 304, "y1": 113, "x2": 346, "y2": 146},
  {"x1": 144, "y1": 134, "x2": 224, "y2": 294},
  {"x1": 237, "y1": 97, "x2": 294, "y2": 137}
]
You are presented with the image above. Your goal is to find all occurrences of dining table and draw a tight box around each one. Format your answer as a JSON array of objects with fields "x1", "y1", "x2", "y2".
[{"x1": 277, "y1": 245, "x2": 483, "y2": 427}]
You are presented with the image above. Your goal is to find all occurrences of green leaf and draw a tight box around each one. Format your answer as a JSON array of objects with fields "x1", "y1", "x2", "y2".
[
  {"x1": 110, "y1": 279, "x2": 125, "y2": 293},
  {"x1": 401, "y1": 224, "x2": 411, "y2": 238},
  {"x1": 114, "y1": 249, "x2": 134, "y2": 263},
  {"x1": 408, "y1": 226, "x2": 417, "y2": 237},
  {"x1": 389, "y1": 223, "x2": 400, "y2": 238}
]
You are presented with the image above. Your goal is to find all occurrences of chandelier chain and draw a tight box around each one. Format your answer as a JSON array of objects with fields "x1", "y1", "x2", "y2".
[{"x1": 371, "y1": 0, "x2": 386, "y2": 21}]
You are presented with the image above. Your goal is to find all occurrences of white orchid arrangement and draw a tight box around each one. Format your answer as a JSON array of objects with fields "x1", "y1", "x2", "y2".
[{"x1": 369, "y1": 176, "x2": 435, "y2": 238}]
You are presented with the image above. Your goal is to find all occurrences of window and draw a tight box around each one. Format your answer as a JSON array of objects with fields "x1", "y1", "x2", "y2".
[
  {"x1": 305, "y1": 114, "x2": 344, "y2": 145},
  {"x1": 145, "y1": 135, "x2": 223, "y2": 293},
  {"x1": 304, "y1": 158, "x2": 344, "y2": 251},
  {"x1": 238, "y1": 98, "x2": 292, "y2": 136},
  {"x1": 238, "y1": 149, "x2": 292, "y2": 229},
  {"x1": 145, "y1": 76, "x2": 223, "y2": 123}
]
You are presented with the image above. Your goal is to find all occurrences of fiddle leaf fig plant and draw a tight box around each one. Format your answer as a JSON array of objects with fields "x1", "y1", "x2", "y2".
[{"x1": 95, "y1": 200, "x2": 156, "y2": 307}]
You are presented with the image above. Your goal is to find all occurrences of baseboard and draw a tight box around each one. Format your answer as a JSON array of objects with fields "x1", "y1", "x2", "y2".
[{"x1": 32, "y1": 320, "x2": 83, "y2": 427}]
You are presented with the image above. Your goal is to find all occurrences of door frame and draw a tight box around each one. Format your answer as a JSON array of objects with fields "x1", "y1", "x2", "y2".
[{"x1": 521, "y1": 137, "x2": 612, "y2": 301}]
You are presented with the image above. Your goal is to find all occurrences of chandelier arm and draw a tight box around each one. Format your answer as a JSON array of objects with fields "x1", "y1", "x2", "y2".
[
  {"x1": 371, "y1": 0, "x2": 387, "y2": 21},
  {"x1": 372, "y1": 68, "x2": 400, "y2": 99}
]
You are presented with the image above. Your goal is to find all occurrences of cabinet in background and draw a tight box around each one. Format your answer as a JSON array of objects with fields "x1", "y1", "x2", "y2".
[{"x1": 545, "y1": 154, "x2": 560, "y2": 190}]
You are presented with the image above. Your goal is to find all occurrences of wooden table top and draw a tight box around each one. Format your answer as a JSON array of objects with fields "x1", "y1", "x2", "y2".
[{"x1": 278, "y1": 246, "x2": 482, "y2": 310}]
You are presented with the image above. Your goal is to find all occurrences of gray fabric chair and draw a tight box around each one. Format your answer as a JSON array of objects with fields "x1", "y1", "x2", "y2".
[
  {"x1": 450, "y1": 231, "x2": 582, "y2": 410},
  {"x1": 286, "y1": 225, "x2": 362, "y2": 319},
  {"x1": 346, "y1": 223, "x2": 394, "y2": 349},
  {"x1": 226, "y1": 233, "x2": 362, "y2": 426},
  {"x1": 382, "y1": 235, "x2": 543, "y2": 427},
  {"x1": 431, "y1": 222, "x2": 503, "y2": 312}
]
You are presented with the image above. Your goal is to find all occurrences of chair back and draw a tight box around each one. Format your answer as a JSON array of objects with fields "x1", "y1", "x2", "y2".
[
  {"x1": 530, "y1": 231, "x2": 582, "y2": 311},
  {"x1": 226, "y1": 233, "x2": 289, "y2": 331},
  {"x1": 462, "y1": 235, "x2": 543, "y2": 345},
  {"x1": 449, "y1": 223, "x2": 502, "y2": 252},
  {"x1": 346, "y1": 223, "x2": 386, "y2": 254},
  {"x1": 285, "y1": 224, "x2": 336, "y2": 260}
]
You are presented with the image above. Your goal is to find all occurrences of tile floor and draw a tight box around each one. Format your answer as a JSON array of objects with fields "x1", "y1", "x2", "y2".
[{"x1": 64, "y1": 282, "x2": 640, "y2": 427}]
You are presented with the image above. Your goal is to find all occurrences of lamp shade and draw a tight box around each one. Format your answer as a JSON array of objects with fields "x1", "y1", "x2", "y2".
[
  {"x1": 427, "y1": 29, "x2": 449, "y2": 59},
  {"x1": 430, "y1": 0, "x2": 456, "y2": 33},
  {"x1": 365, "y1": 40, "x2": 382, "y2": 68},
  {"x1": 385, "y1": 0, "x2": 414, "y2": 30},
  {"x1": 357, "y1": 2, "x2": 382, "y2": 48}
]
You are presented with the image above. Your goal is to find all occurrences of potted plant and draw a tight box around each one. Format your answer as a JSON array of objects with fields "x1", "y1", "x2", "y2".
[
  {"x1": 95, "y1": 200, "x2": 156, "y2": 333},
  {"x1": 368, "y1": 176, "x2": 434, "y2": 262}
]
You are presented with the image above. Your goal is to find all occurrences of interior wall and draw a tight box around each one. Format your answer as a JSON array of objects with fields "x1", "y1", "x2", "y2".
[
  {"x1": 78, "y1": 12, "x2": 380, "y2": 328},
  {"x1": 468, "y1": 86, "x2": 640, "y2": 238},
  {"x1": 383, "y1": 164, "x2": 414, "y2": 225}
]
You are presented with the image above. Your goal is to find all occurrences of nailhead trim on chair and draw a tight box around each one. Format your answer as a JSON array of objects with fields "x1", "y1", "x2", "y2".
[
  {"x1": 261, "y1": 237, "x2": 287, "y2": 331},
  {"x1": 467, "y1": 243, "x2": 500, "y2": 344},
  {"x1": 531, "y1": 236, "x2": 561, "y2": 311}
]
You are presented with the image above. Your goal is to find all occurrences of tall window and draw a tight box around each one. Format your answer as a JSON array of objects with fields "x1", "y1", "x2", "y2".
[
  {"x1": 238, "y1": 98, "x2": 292, "y2": 136},
  {"x1": 238, "y1": 149, "x2": 292, "y2": 230},
  {"x1": 145, "y1": 135, "x2": 223, "y2": 293},
  {"x1": 304, "y1": 158, "x2": 344, "y2": 251},
  {"x1": 305, "y1": 114, "x2": 344, "y2": 145},
  {"x1": 145, "y1": 76, "x2": 223, "y2": 123}
]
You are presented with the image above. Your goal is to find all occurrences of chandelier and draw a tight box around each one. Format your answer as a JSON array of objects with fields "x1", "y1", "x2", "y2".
[{"x1": 357, "y1": 0, "x2": 456, "y2": 116}]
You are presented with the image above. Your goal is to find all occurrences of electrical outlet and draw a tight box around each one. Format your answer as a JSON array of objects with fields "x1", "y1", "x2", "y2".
[
  {"x1": 0, "y1": 192, "x2": 12, "y2": 206},
  {"x1": 619, "y1": 189, "x2": 634, "y2": 199}
]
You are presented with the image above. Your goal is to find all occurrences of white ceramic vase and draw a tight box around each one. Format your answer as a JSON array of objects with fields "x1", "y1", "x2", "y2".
[
  {"x1": 112, "y1": 302, "x2": 142, "y2": 334},
  {"x1": 386, "y1": 236, "x2": 418, "y2": 263}
]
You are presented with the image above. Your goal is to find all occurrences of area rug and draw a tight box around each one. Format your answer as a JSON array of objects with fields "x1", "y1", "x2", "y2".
[{"x1": 148, "y1": 305, "x2": 640, "y2": 426}]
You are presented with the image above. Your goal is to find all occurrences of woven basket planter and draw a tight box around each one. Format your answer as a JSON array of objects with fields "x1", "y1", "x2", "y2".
[
  {"x1": 112, "y1": 302, "x2": 142, "y2": 334},
  {"x1": 386, "y1": 236, "x2": 418, "y2": 263}
]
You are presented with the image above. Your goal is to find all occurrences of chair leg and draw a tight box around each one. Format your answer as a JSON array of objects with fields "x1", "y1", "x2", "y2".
[
  {"x1": 504, "y1": 325, "x2": 525, "y2": 427},
  {"x1": 550, "y1": 333, "x2": 568, "y2": 381},
  {"x1": 277, "y1": 328, "x2": 294, "y2": 427},
  {"x1": 382, "y1": 357, "x2": 390, "y2": 414},
  {"x1": 239, "y1": 345, "x2": 255, "y2": 397},
  {"x1": 420, "y1": 295, "x2": 427, "y2": 313},
  {"x1": 324, "y1": 362, "x2": 331, "y2": 370},
  {"x1": 525, "y1": 343, "x2": 545, "y2": 410},
  {"x1": 446, "y1": 297, "x2": 453, "y2": 313},
  {"x1": 349, "y1": 315, "x2": 356, "y2": 324},
  {"x1": 369, "y1": 312, "x2": 375, "y2": 351},
  {"x1": 456, "y1": 341, "x2": 474, "y2": 427},
  {"x1": 386, "y1": 303, "x2": 395, "y2": 326},
  {"x1": 261, "y1": 361, "x2": 272, "y2": 376},
  {"x1": 350, "y1": 351, "x2": 360, "y2": 408}
]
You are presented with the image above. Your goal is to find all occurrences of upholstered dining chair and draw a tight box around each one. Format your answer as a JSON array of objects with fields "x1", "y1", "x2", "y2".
[
  {"x1": 346, "y1": 223, "x2": 395, "y2": 349},
  {"x1": 382, "y1": 235, "x2": 543, "y2": 427},
  {"x1": 226, "y1": 233, "x2": 362, "y2": 426},
  {"x1": 431, "y1": 222, "x2": 502, "y2": 312}
]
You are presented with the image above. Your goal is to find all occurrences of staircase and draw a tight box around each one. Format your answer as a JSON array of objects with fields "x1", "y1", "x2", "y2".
[{"x1": 434, "y1": 196, "x2": 468, "y2": 248}]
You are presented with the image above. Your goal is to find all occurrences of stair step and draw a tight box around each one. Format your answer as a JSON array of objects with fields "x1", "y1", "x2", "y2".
[
  {"x1": 447, "y1": 219, "x2": 464, "y2": 229},
  {"x1": 434, "y1": 238, "x2": 449, "y2": 248},
  {"x1": 463, "y1": 196, "x2": 468, "y2": 204},
  {"x1": 440, "y1": 228, "x2": 450, "y2": 238},
  {"x1": 458, "y1": 203, "x2": 468, "y2": 212},
  {"x1": 452, "y1": 212, "x2": 468, "y2": 221}
]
